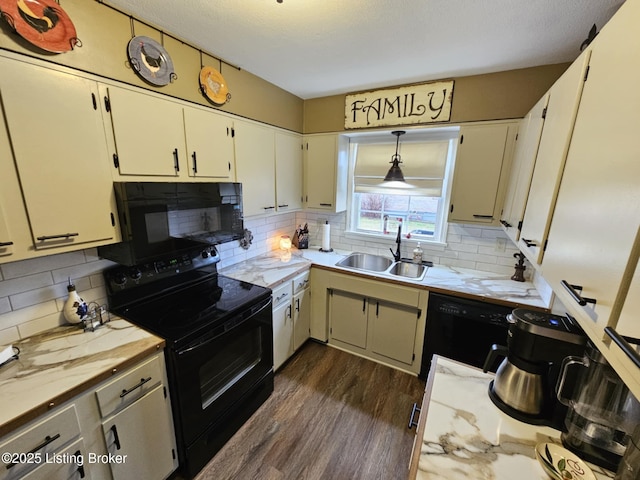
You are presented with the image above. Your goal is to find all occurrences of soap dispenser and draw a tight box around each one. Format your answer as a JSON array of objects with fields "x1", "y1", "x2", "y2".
[
  {"x1": 63, "y1": 280, "x2": 89, "y2": 325},
  {"x1": 412, "y1": 242, "x2": 423, "y2": 264}
]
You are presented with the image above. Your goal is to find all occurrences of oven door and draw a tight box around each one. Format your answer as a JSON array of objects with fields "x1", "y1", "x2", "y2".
[{"x1": 168, "y1": 296, "x2": 273, "y2": 447}]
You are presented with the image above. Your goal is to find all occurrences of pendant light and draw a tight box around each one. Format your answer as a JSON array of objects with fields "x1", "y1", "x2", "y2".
[{"x1": 382, "y1": 130, "x2": 414, "y2": 189}]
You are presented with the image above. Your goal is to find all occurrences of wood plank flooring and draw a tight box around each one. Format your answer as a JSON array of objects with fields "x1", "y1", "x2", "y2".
[{"x1": 194, "y1": 341, "x2": 426, "y2": 480}]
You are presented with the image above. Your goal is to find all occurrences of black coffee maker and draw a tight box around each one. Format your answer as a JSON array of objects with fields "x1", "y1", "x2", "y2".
[{"x1": 483, "y1": 308, "x2": 588, "y2": 430}]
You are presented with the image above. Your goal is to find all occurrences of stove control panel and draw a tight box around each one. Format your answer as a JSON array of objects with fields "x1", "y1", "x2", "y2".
[{"x1": 105, "y1": 246, "x2": 220, "y2": 291}]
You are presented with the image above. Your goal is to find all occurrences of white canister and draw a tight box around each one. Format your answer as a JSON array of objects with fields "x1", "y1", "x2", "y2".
[{"x1": 63, "y1": 284, "x2": 89, "y2": 324}]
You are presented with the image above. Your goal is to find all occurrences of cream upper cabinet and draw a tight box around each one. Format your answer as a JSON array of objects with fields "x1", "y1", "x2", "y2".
[
  {"x1": 448, "y1": 122, "x2": 517, "y2": 225},
  {"x1": 183, "y1": 105, "x2": 235, "y2": 179},
  {"x1": 275, "y1": 131, "x2": 303, "y2": 212},
  {"x1": 540, "y1": 0, "x2": 640, "y2": 343},
  {"x1": 500, "y1": 94, "x2": 549, "y2": 244},
  {"x1": 101, "y1": 84, "x2": 186, "y2": 177},
  {"x1": 517, "y1": 50, "x2": 591, "y2": 265},
  {"x1": 234, "y1": 119, "x2": 276, "y2": 217},
  {"x1": 303, "y1": 134, "x2": 348, "y2": 213},
  {"x1": 0, "y1": 57, "x2": 117, "y2": 251},
  {"x1": 0, "y1": 199, "x2": 12, "y2": 258}
]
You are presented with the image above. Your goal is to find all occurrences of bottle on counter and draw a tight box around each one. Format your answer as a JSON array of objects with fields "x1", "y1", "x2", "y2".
[
  {"x1": 63, "y1": 281, "x2": 89, "y2": 325},
  {"x1": 412, "y1": 242, "x2": 423, "y2": 264}
]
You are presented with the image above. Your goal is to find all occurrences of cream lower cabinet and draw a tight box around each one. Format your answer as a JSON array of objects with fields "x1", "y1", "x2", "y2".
[
  {"x1": 517, "y1": 49, "x2": 591, "y2": 266},
  {"x1": 326, "y1": 272, "x2": 427, "y2": 374},
  {"x1": 0, "y1": 352, "x2": 177, "y2": 480},
  {"x1": 448, "y1": 122, "x2": 517, "y2": 225},
  {"x1": 303, "y1": 134, "x2": 348, "y2": 213},
  {"x1": 0, "y1": 56, "x2": 118, "y2": 254},
  {"x1": 0, "y1": 203, "x2": 12, "y2": 258},
  {"x1": 500, "y1": 94, "x2": 548, "y2": 244},
  {"x1": 272, "y1": 271, "x2": 311, "y2": 370}
]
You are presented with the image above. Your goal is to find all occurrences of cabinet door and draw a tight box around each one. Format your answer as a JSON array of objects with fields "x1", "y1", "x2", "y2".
[
  {"x1": 370, "y1": 300, "x2": 419, "y2": 365},
  {"x1": 0, "y1": 59, "x2": 116, "y2": 249},
  {"x1": 102, "y1": 85, "x2": 185, "y2": 177},
  {"x1": 500, "y1": 94, "x2": 548, "y2": 243},
  {"x1": 448, "y1": 123, "x2": 515, "y2": 225},
  {"x1": 102, "y1": 385, "x2": 175, "y2": 480},
  {"x1": 275, "y1": 131, "x2": 303, "y2": 212},
  {"x1": 293, "y1": 287, "x2": 311, "y2": 351},
  {"x1": 183, "y1": 106, "x2": 235, "y2": 179},
  {"x1": 272, "y1": 300, "x2": 293, "y2": 370},
  {"x1": 541, "y1": 7, "x2": 640, "y2": 337},
  {"x1": 517, "y1": 51, "x2": 591, "y2": 265},
  {"x1": 304, "y1": 134, "x2": 338, "y2": 210},
  {"x1": 0, "y1": 203, "x2": 12, "y2": 258},
  {"x1": 234, "y1": 120, "x2": 276, "y2": 216},
  {"x1": 330, "y1": 290, "x2": 368, "y2": 349}
]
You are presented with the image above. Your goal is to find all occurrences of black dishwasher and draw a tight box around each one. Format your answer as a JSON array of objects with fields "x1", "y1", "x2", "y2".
[{"x1": 419, "y1": 292, "x2": 515, "y2": 379}]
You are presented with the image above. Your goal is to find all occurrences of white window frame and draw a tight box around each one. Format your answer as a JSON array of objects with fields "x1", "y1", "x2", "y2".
[{"x1": 344, "y1": 127, "x2": 458, "y2": 247}]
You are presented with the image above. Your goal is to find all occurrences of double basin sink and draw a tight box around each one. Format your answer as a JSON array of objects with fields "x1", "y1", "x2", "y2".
[{"x1": 335, "y1": 252, "x2": 428, "y2": 281}]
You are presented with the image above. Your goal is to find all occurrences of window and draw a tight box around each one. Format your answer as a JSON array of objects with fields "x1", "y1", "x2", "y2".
[{"x1": 347, "y1": 127, "x2": 459, "y2": 244}]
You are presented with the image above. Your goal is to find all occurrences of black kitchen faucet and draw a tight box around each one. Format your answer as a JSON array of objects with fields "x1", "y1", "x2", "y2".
[{"x1": 390, "y1": 224, "x2": 401, "y2": 262}]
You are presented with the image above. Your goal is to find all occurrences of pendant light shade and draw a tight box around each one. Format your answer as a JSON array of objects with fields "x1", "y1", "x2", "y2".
[{"x1": 384, "y1": 131, "x2": 407, "y2": 183}]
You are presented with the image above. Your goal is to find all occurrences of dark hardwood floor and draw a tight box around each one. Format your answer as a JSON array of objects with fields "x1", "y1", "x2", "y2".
[{"x1": 194, "y1": 341, "x2": 426, "y2": 480}]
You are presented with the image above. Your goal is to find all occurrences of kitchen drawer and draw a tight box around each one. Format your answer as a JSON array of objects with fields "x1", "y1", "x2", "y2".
[
  {"x1": 0, "y1": 404, "x2": 81, "y2": 479},
  {"x1": 272, "y1": 281, "x2": 293, "y2": 309},
  {"x1": 292, "y1": 270, "x2": 310, "y2": 295},
  {"x1": 95, "y1": 354, "x2": 163, "y2": 418},
  {"x1": 20, "y1": 437, "x2": 88, "y2": 480}
]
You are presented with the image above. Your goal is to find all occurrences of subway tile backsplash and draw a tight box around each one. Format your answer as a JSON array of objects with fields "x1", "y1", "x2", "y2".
[{"x1": 0, "y1": 210, "x2": 534, "y2": 342}]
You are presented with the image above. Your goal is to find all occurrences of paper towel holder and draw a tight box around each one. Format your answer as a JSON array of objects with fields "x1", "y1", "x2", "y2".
[{"x1": 319, "y1": 220, "x2": 334, "y2": 253}]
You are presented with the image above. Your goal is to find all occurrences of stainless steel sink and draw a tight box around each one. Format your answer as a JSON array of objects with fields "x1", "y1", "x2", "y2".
[
  {"x1": 336, "y1": 253, "x2": 428, "y2": 281},
  {"x1": 335, "y1": 253, "x2": 393, "y2": 272},
  {"x1": 388, "y1": 261, "x2": 426, "y2": 280}
]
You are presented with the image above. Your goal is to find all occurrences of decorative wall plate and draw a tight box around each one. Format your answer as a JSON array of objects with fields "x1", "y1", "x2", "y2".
[
  {"x1": 127, "y1": 35, "x2": 174, "y2": 86},
  {"x1": 0, "y1": 0, "x2": 77, "y2": 52},
  {"x1": 199, "y1": 66, "x2": 231, "y2": 105}
]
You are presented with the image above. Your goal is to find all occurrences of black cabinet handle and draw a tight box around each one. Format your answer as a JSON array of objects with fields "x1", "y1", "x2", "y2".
[
  {"x1": 376, "y1": 301, "x2": 379, "y2": 317},
  {"x1": 6, "y1": 434, "x2": 60, "y2": 469},
  {"x1": 362, "y1": 298, "x2": 366, "y2": 312},
  {"x1": 278, "y1": 204, "x2": 289, "y2": 208},
  {"x1": 473, "y1": 214, "x2": 493, "y2": 219},
  {"x1": 192, "y1": 151, "x2": 198, "y2": 174},
  {"x1": 173, "y1": 148, "x2": 180, "y2": 172},
  {"x1": 0, "y1": 241, "x2": 13, "y2": 247},
  {"x1": 408, "y1": 402, "x2": 421, "y2": 429},
  {"x1": 287, "y1": 305, "x2": 292, "y2": 319},
  {"x1": 263, "y1": 206, "x2": 275, "y2": 211},
  {"x1": 500, "y1": 220, "x2": 512, "y2": 228},
  {"x1": 295, "y1": 298, "x2": 300, "y2": 312},
  {"x1": 120, "y1": 376, "x2": 152, "y2": 398},
  {"x1": 522, "y1": 238, "x2": 537, "y2": 248},
  {"x1": 36, "y1": 233, "x2": 78, "y2": 242},
  {"x1": 561, "y1": 280, "x2": 597, "y2": 306},
  {"x1": 320, "y1": 203, "x2": 333, "y2": 207},
  {"x1": 74, "y1": 450, "x2": 85, "y2": 478},
  {"x1": 605, "y1": 327, "x2": 640, "y2": 368},
  {"x1": 110, "y1": 425, "x2": 121, "y2": 450}
]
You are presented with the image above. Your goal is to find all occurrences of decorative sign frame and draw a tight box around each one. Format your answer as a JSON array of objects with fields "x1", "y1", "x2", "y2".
[{"x1": 345, "y1": 80, "x2": 454, "y2": 129}]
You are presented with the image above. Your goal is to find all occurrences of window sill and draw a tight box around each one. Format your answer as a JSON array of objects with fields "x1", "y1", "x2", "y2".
[{"x1": 344, "y1": 231, "x2": 447, "y2": 250}]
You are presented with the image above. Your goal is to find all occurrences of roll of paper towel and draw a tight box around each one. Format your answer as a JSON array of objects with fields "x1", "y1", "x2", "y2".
[{"x1": 321, "y1": 221, "x2": 331, "y2": 251}]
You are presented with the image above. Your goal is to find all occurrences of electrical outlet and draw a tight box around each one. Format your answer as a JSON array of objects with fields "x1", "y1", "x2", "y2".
[{"x1": 495, "y1": 237, "x2": 507, "y2": 252}]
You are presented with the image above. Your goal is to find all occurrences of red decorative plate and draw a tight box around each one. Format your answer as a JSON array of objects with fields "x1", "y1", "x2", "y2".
[{"x1": 0, "y1": 0, "x2": 77, "y2": 53}]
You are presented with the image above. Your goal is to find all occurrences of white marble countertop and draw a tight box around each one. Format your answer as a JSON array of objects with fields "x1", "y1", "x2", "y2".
[
  {"x1": 0, "y1": 319, "x2": 163, "y2": 437},
  {"x1": 410, "y1": 356, "x2": 614, "y2": 480},
  {"x1": 221, "y1": 247, "x2": 548, "y2": 310}
]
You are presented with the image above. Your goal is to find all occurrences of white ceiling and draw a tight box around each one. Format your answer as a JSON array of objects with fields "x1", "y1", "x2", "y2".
[{"x1": 103, "y1": 0, "x2": 625, "y2": 100}]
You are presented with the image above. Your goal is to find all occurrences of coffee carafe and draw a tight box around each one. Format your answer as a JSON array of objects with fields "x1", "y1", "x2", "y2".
[
  {"x1": 557, "y1": 342, "x2": 640, "y2": 471},
  {"x1": 483, "y1": 308, "x2": 587, "y2": 429}
]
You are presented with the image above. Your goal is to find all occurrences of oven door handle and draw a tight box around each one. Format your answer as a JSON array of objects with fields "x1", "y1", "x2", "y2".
[{"x1": 177, "y1": 297, "x2": 272, "y2": 356}]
